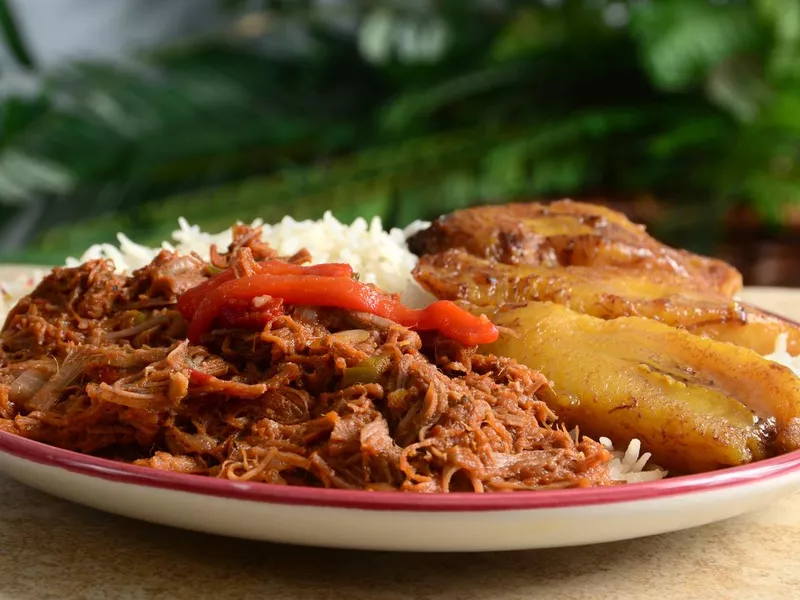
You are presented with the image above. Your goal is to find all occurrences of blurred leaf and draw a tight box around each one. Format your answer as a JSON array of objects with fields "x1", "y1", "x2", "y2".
[
  {"x1": 527, "y1": 153, "x2": 590, "y2": 195},
  {"x1": 648, "y1": 115, "x2": 732, "y2": 159},
  {"x1": 490, "y1": 2, "x2": 614, "y2": 62},
  {"x1": 758, "y1": 89, "x2": 800, "y2": 132},
  {"x1": 706, "y1": 57, "x2": 772, "y2": 121},
  {"x1": 757, "y1": 0, "x2": 800, "y2": 79},
  {"x1": 0, "y1": 150, "x2": 73, "y2": 203},
  {"x1": 745, "y1": 171, "x2": 800, "y2": 223},
  {"x1": 490, "y1": 7, "x2": 569, "y2": 61},
  {"x1": 0, "y1": 0, "x2": 34, "y2": 69},
  {"x1": 0, "y1": 46, "x2": 375, "y2": 208},
  {"x1": 379, "y1": 62, "x2": 532, "y2": 133},
  {"x1": 32, "y1": 127, "x2": 506, "y2": 252},
  {"x1": 630, "y1": 0, "x2": 763, "y2": 91},
  {"x1": 0, "y1": 95, "x2": 48, "y2": 143}
]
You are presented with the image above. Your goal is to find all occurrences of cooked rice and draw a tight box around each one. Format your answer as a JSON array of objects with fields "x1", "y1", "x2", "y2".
[
  {"x1": 1, "y1": 213, "x2": 437, "y2": 325},
  {"x1": 11, "y1": 212, "x2": 800, "y2": 485},
  {"x1": 64, "y1": 212, "x2": 437, "y2": 307},
  {"x1": 600, "y1": 437, "x2": 667, "y2": 483},
  {"x1": 764, "y1": 334, "x2": 800, "y2": 378}
]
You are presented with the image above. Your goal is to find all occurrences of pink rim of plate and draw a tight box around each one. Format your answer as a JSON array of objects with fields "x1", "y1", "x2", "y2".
[{"x1": 2, "y1": 429, "x2": 800, "y2": 512}]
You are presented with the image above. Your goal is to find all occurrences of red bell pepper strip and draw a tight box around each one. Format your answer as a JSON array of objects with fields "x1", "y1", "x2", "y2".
[
  {"x1": 177, "y1": 261, "x2": 353, "y2": 320},
  {"x1": 215, "y1": 296, "x2": 284, "y2": 330},
  {"x1": 184, "y1": 273, "x2": 499, "y2": 346}
]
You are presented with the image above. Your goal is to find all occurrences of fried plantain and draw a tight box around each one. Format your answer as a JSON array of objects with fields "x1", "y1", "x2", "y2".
[
  {"x1": 407, "y1": 199, "x2": 742, "y2": 296},
  {"x1": 482, "y1": 302, "x2": 800, "y2": 474},
  {"x1": 413, "y1": 248, "x2": 800, "y2": 355}
]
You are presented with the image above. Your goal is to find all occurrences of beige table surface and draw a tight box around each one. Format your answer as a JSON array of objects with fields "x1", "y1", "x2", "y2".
[{"x1": 1, "y1": 286, "x2": 799, "y2": 600}]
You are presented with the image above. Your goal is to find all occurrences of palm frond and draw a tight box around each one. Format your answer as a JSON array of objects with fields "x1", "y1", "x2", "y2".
[
  {"x1": 379, "y1": 62, "x2": 532, "y2": 133},
  {"x1": 0, "y1": 44, "x2": 380, "y2": 209},
  {"x1": 0, "y1": 0, "x2": 34, "y2": 68},
  {"x1": 32, "y1": 104, "x2": 687, "y2": 255}
]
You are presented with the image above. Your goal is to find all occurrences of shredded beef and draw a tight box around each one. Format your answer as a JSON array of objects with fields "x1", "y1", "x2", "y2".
[{"x1": 0, "y1": 227, "x2": 612, "y2": 492}]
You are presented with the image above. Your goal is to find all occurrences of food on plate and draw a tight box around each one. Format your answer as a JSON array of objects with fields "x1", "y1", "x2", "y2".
[
  {"x1": 483, "y1": 302, "x2": 800, "y2": 474},
  {"x1": 407, "y1": 199, "x2": 743, "y2": 296},
  {"x1": 407, "y1": 201, "x2": 800, "y2": 474},
  {"x1": 0, "y1": 199, "x2": 798, "y2": 491},
  {"x1": 413, "y1": 248, "x2": 800, "y2": 356},
  {"x1": 0, "y1": 225, "x2": 627, "y2": 492}
]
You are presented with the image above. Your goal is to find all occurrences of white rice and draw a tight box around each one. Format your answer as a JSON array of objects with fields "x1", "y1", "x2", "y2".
[
  {"x1": 3, "y1": 213, "x2": 798, "y2": 485},
  {"x1": 61, "y1": 212, "x2": 437, "y2": 308},
  {"x1": 600, "y1": 437, "x2": 668, "y2": 483},
  {"x1": 764, "y1": 333, "x2": 800, "y2": 378}
]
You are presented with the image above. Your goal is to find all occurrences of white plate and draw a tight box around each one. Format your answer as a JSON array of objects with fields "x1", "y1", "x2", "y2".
[{"x1": 1, "y1": 272, "x2": 799, "y2": 552}]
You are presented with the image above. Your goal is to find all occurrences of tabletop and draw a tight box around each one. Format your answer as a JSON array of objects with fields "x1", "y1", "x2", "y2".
[{"x1": 1, "y1": 286, "x2": 799, "y2": 600}]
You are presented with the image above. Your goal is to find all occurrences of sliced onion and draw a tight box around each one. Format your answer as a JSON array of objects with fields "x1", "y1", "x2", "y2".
[
  {"x1": 104, "y1": 347, "x2": 169, "y2": 368},
  {"x1": 86, "y1": 382, "x2": 169, "y2": 410},
  {"x1": 293, "y1": 307, "x2": 318, "y2": 323},
  {"x1": 330, "y1": 329, "x2": 371, "y2": 343},
  {"x1": 345, "y1": 311, "x2": 395, "y2": 331},
  {"x1": 8, "y1": 367, "x2": 54, "y2": 403},
  {"x1": 23, "y1": 347, "x2": 167, "y2": 412},
  {"x1": 105, "y1": 314, "x2": 172, "y2": 340},
  {"x1": 27, "y1": 351, "x2": 97, "y2": 411}
]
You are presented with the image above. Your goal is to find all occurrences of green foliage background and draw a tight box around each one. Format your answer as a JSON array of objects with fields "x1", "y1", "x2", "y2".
[{"x1": 1, "y1": 0, "x2": 799, "y2": 264}]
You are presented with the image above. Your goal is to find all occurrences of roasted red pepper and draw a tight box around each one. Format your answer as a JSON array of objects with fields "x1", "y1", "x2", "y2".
[
  {"x1": 180, "y1": 272, "x2": 499, "y2": 346},
  {"x1": 177, "y1": 261, "x2": 353, "y2": 319},
  {"x1": 215, "y1": 296, "x2": 284, "y2": 330}
]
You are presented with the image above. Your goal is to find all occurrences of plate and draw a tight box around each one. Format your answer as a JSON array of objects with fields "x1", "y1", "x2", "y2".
[{"x1": 1, "y1": 272, "x2": 800, "y2": 552}]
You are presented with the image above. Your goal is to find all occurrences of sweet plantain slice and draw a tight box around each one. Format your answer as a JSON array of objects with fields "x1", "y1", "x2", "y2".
[
  {"x1": 414, "y1": 248, "x2": 800, "y2": 356},
  {"x1": 407, "y1": 199, "x2": 742, "y2": 296},
  {"x1": 482, "y1": 302, "x2": 800, "y2": 474}
]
